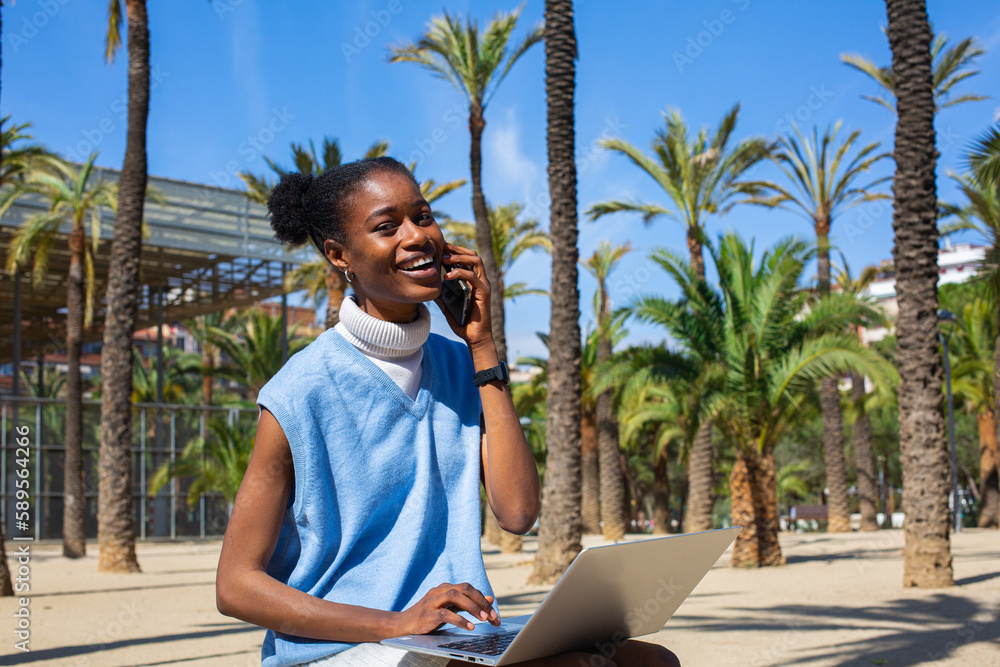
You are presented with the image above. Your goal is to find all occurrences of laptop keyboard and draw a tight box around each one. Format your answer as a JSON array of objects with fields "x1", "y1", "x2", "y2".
[{"x1": 439, "y1": 631, "x2": 519, "y2": 656}]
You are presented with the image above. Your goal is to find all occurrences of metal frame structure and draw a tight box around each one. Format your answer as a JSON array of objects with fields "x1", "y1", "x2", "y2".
[{"x1": 0, "y1": 166, "x2": 313, "y2": 365}]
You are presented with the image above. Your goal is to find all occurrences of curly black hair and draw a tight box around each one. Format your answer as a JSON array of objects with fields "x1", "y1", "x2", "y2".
[{"x1": 267, "y1": 156, "x2": 418, "y2": 252}]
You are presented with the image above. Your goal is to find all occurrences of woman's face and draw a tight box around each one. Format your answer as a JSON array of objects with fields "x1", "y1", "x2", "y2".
[{"x1": 325, "y1": 170, "x2": 445, "y2": 323}]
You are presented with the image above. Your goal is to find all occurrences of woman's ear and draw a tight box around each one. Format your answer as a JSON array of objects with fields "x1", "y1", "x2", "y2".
[{"x1": 324, "y1": 239, "x2": 349, "y2": 273}]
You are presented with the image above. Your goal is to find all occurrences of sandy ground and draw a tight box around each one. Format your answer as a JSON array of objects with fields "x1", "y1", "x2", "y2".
[{"x1": 0, "y1": 529, "x2": 997, "y2": 666}]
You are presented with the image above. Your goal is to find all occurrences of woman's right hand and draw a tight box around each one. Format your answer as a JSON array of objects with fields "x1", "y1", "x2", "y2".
[{"x1": 395, "y1": 582, "x2": 501, "y2": 635}]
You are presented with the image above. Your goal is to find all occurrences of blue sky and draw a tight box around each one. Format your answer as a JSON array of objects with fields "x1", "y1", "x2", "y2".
[{"x1": 6, "y1": 0, "x2": 1000, "y2": 362}]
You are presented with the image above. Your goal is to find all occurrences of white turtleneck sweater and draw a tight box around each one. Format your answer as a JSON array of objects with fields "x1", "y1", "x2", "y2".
[{"x1": 333, "y1": 296, "x2": 430, "y2": 399}]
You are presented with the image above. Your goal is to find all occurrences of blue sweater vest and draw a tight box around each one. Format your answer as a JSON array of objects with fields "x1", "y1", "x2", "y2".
[{"x1": 256, "y1": 329, "x2": 492, "y2": 666}]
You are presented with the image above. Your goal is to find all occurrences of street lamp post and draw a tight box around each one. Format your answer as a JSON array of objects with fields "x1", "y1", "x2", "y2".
[{"x1": 938, "y1": 309, "x2": 960, "y2": 533}]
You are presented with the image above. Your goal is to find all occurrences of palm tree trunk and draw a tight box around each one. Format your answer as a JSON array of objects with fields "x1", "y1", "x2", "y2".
[
  {"x1": 729, "y1": 448, "x2": 785, "y2": 567},
  {"x1": 686, "y1": 228, "x2": 705, "y2": 281},
  {"x1": 977, "y1": 409, "x2": 998, "y2": 527},
  {"x1": 468, "y1": 103, "x2": 507, "y2": 365},
  {"x1": 530, "y1": 0, "x2": 582, "y2": 585},
  {"x1": 596, "y1": 336, "x2": 625, "y2": 542},
  {"x1": 63, "y1": 224, "x2": 87, "y2": 558},
  {"x1": 685, "y1": 228, "x2": 717, "y2": 534},
  {"x1": 816, "y1": 229, "x2": 851, "y2": 533},
  {"x1": 324, "y1": 264, "x2": 348, "y2": 329},
  {"x1": 483, "y1": 501, "x2": 501, "y2": 545},
  {"x1": 685, "y1": 422, "x2": 715, "y2": 532},
  {"x1": 852, "y1": 372, "x2": 879, "y2": 532},
  {"x1": 885, "y1": 0, "x2": 953, "y2": 588},
  {"x1": 580, "y1": 409, "x2": 600, "y2": 534},
  {"x1": 98, "y1": 0, "x2": 148, "y2": 574},
  {"x1": 652, "y1": 446, "x2": 670, "y2": 535}
]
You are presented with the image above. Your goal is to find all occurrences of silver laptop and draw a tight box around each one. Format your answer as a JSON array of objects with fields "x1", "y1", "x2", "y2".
[{"x1": 382, "y1": 527, "x2": 740, "y2": 665}]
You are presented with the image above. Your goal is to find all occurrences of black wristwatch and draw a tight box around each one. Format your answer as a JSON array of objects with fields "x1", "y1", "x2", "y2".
[{"x1": 474, "y1": 361, "x2": 510, "y2": 387}]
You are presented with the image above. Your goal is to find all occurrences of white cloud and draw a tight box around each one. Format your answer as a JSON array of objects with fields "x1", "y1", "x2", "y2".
[{"x1": 485, "y1": 108, "x2": 543, "y2": 206}]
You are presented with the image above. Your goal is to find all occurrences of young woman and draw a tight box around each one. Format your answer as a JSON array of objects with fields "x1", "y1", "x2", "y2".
[{"x1": 216, "y1": 157, "x2": 679, "y2": 667}]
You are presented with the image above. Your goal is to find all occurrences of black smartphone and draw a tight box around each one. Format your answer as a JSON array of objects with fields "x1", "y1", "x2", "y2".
[{"x1": 440, "y1": 265, "x2": 472, "y2": 326}]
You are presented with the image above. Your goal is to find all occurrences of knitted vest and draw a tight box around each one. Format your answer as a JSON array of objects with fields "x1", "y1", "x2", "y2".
[{"x1": 256, "y1": 329, "x2": 491, "y2": 667}]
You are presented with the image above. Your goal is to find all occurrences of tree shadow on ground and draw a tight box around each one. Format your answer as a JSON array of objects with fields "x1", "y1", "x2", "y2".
[
  {"x1": 0, "y1": 623, "x2": 259, "y2": 665},
  {"x1": 672, "y1": 592, "x2": 999, "y2": 666}
]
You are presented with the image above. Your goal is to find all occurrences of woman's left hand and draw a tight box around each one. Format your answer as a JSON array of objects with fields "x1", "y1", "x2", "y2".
[{"x1": 435, "y1": 241, "x2": 494, "y2": 351}]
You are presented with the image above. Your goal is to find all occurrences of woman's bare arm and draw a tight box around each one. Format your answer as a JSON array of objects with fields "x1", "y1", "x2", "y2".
[
  {"x1": 216, "y1": 409, "x2": 499, "y2": 641},
  {"x1": 472, "y1": 342, "x2": 541, "y2": 535}
]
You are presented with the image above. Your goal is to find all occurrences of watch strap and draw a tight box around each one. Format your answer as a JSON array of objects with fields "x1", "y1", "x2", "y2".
[{"x1": 474, "y1": 361, "x2": 509, "y2": 387}]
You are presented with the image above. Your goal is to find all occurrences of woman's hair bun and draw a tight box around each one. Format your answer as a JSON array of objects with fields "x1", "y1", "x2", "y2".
[{"x1": 268, "y1": 172, "x2": 315, "y2": 246}]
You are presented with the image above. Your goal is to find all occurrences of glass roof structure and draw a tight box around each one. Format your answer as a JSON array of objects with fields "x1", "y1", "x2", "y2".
[{"x1": 0, "y1": 166, "x2": 313, "y2": 363}]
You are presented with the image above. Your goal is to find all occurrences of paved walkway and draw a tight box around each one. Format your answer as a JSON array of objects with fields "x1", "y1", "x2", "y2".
[{"x1": 0, "y1": 529, "x2": 996, "y2": 666}]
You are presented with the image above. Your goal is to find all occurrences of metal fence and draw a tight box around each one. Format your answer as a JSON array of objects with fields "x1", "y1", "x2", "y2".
[{"x1": 0, "y1": 396, "x2": 257, "y2": 541}]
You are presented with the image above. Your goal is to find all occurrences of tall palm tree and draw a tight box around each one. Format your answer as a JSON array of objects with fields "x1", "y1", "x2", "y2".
[
  {"x1": 3, "y1": 155, "x2": 116, "y2": 558},
  {"x1": 840, "y1": 31, "x2": 987, "y2": 112},
  {"x1": 885, "y1": 0, "x2": 953, "y2": 588},
  {"x1": 835, "y1": 262, "x2": 884, "y2": 531},
  {"x1": 667, "y1": 234, "x2": 894, "y2": 566},
  {"x1": 389, "y1": 6, "x2": 543, "y2": 366},
  {"x1": 581, "y1": 242, "x2": 632, "y2": 541},
  {"x1": 241, "y1": 138, "x2": 389, "y2": 328},
  {"x1": 947, "y1": 299, "x2": 998, "y2": 527},
  {"x1": 587, "y1": 104, "x2": 772, "y2": 280},
  {"x1": 750, "y1": 123, "x2": 889, "y2": 532},
  {"x1": 940, "y1": 169, "x2": 1000, "y2": 527},
  {"x1": 588, "y1": 105, "x2": 772, "y2": 533},
  {"x1": 96, "y1": 0, "x2": 150, "y2": 574},
  {"x1": 529, "y1": 0, "x2": 580, "y2": 586}
]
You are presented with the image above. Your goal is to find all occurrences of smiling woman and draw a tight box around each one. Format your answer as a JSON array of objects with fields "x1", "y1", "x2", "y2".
[{"x1": 214, "y1": 157, "x2": 553, "y2": 666}]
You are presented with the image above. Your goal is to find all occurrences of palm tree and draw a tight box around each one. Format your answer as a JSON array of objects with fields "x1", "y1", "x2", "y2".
[
  {"x1": 389, "y1": 6, "x2": 543, "y2": 366},
  {"x1": 626, "y1": 248, "x2": 728, "y2": 534},
  {"x1": 750, "y1": 123, "x2": 890, "y2": 532},
  {"x1": 940, "y1": 170, "x2": 1000, "y2": 527},
  {"x1": 529, "y1": 0, "x2": 580, "y2": 586},
  {"x1": 885, "y1": 0, "x2": 953, "y2": 588},
  {"x1": 148, "y1": 418, "x2": 255, "y2": 513},
  {"x1": 581, "y1": 242, "x2": 632, "y2": 541},
  {"x1": 947, "y1": 299, "x2": 998, "y2": 527},
  {"x1": 587, "y1": 104, "x2": 772, "y2": 280},
  {"x1": 209, "y1": 308, "x2": 311, "y2": 402},
  {"x1": 840, "y1": 31, "x2": 987, "y2": 112},
  {"x1": 667, "y1": 234, "x2": 894, "y2": 566},
  {"x1": 835, "y1": 262, "x2": 884, "y2": 532},
  {"x1": 444, "y1": 201, "x2": 551, "y2": 303},
  {"x1": 241, "y1": 138, "x2": 389, "y2": 328},
  {"x1": 97, "y1": 0, "x2": 150, "y2": 574},
  {"x1": 587, "y1": 105, "x2": 772, "y2": 533},
  {"x1": 2, "y1": 154, "x2": 116, "y2": 558},
  {"x1": 591, "y1": 343, "x2": 696, "y2": 536}
]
